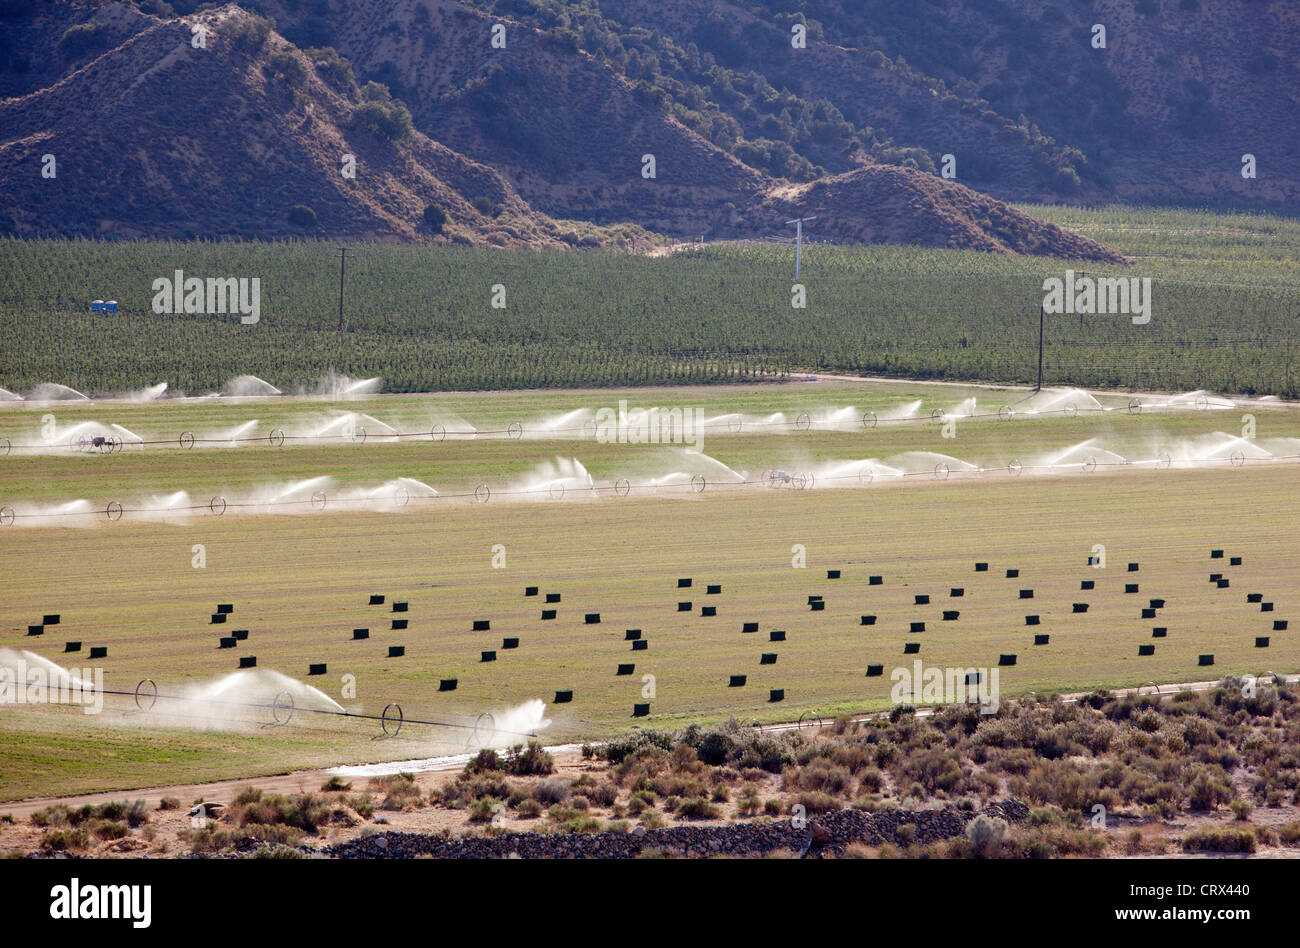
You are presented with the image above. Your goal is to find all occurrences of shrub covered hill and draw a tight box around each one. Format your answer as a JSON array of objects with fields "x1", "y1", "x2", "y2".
[{"x1": 14, "y1": 0, "x2": 1296, "y2": 255}]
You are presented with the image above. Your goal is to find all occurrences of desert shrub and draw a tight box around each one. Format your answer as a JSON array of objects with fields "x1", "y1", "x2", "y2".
[
  {"x1": 40, "y1": 828, "x2": 90, "y2": 851},
  {"x1": 515, "y1": 799, "x2": 543, "y2": 819},
  {"x1": 353, "y1": 99, "x2": 413, "y2": 141},
  {"x1": 966, "y1": 814, "x2": 1008, "y2": 857},
  {"x1": 267, "y1": 49, "x2": 309, "y2": 88},
  {"x1": 305, "y1": 46, "x2": 357, "y2": 93},
  {"x1": 504, "y1": 741, "x2": 554, "y2": 776},
  {"x1": 467, "y1": 799, "x2": 499, "y2": 823},
  {"x1": 58, "y1": 23, "x2": 104, "y2": 59},
  {"x1": 464, "y1": 749, "x2": 502, "y2": 774},
  {"x1": 791, "y1": 791, "x2": 840, "y2": 815},
  {"x1": 675, "y1": 798, "x2": 720, "y2": 820},
  {"x1": 321, "y1": 777, "x2": 350, "y2": 792},
  {"x1": 1277, "y1": 822, "x2": 1300, "y2": 846},
  {"x1": 1182, "y1": 827, "x2": 1256, "y2": 853},
  {"x1": 569, "y1": 795, "x2": 590, "y2": 812},
  {"x1": 288, "y1": 204, "x2": 317, "y2": 228},
  {"x1": 228, "y1": 15, "x2": 272, "y2": 54},
  {"x1": 157, "y1": 796, "x2": 181, "y2": 811},
  {"x1": 532, "y1": 778, "x2": 571, "y2": 805},
  {"x1": 90, "y1": 820, "x2": 129, "y2": 841}
]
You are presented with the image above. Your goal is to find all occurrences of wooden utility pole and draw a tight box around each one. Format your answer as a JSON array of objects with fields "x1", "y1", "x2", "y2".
[
  {"x1": 1036, "y1": 303, "x2": 1045, "y2": 391},
  {"x1": 337, "y1": 247, "x2": 348, "y2": 333}
]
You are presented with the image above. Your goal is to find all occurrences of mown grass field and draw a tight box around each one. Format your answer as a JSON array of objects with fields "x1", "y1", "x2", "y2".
[
  {"x1": 2, "y1": 205, "x2": 1299, "y2": 396},
  {"x1": 1, "y1": 382, "x2": 1296, "y2": 801}
]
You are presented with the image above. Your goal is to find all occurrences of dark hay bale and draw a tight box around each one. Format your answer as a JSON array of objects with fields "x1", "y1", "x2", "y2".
[
  {"x1": 26, "y1": 625, "x2": 42, "y2": 636},
  {"x1": 616, "y1": 663, "x2": 634, "y2": 676},
  {"x1": 1247, "y1": 593, "x2": 1263, "y2": 603},
  {"x1": 352, "y1": 629, "x2": 369, "y2": 640},
  {"x1": 1006, "y1": 569, "x2": 1019, "y2": 578},
  {"x1": 391, "y1": 619, "x2": 408, "y2": 630},
  {"x1": 546, "y1": 593, "x2": 561, "y2": 603},
  {"x1": 742, "y1": 622, "x2": 758, "y2": 634},
  {"x1": 903, "y1": 642, "x2": 920, "y2": 654},
  {"x1": 1081, "y1": 580, "x2": 1095, "y2": 590},
  {"x1": 701, "y1": 606, "x2": 717, "y2": 616},
  {"x1": 218, "y1": 637, "x2": 235, "y2": 649},
  {"x1": 677, "y1": 578, "x2": 692, "y2": 588},
  {"x1": 388, "y1": 646, "x2": 405, "y2": 658},
  {"x1": 678, "y1": 602, "x2": 692, "y2": 612},
  {"x1": 63, "y1": 641, "x2": 81, "y2": 652},
  {"x1": 239, "y1": 656, "x2": 256, "y2": 668},
  {"x1": 1127, "y1": 563, "x2": 1139, "y2": 572},
  {"x1": 43, "y1": 614, "x2": 60, "y2": 625},
  {"x1": 585, "y1": 613, "x2": 601, "y2": 625},
  {"x1": 439, "y1": 678, "x2": 458, "y2": 691},
  {"x1": 965, "y1": 671, "x2": 982, "y2": 685},
  {"x1": 541, "y1": 610, "x2": 556, "y2": 620},
  {"x1": 232, "y1": 629, "x2": 248, "y2": 641},
  {"x1": 1274, "y1": 620, "x2": 1288, "y2": 631},
  {"x1": 942, "y1": 610, "x2": 959, "y2": 621},
  {"x1": 729, "y1": 675, "x2": 747, "y2": 687},
  {"x1": 1255, "y1": 637, "x2": 1270, "y2": 648},
  {"x1": 1261, "y1": 602, "x2": 1274, "y2": 612},
  {"x1": 1138, "y1": 644, "x2": 1155, "y2": 656},
  {"x1": 502, "y1": 637, "x2": 519, "y2": 649},
  {"x1": 1019, "y1": 589, "x2": 1033, "y2": 599},
  {"x1": 869, "y1": 575, "x2": 883, "y2": 585},
  {"x1": 1149, "y1": 599, "x2": 1165, "y2": 609},
  {"x1": 554, "y1": 690, "x2": 573, "y2": 703},
  {"x1": 769, "y1": 689, "x2": 784, "y2": 703},
  {"x1": 1229, "y1": 556, "x2": 1242, "y2": 566},
  {"x1": 633, "y1": 703, "x2": 650, "y2": 717},
  {"x1": 1141, "y1": 608, "x2": 1156, "y2": 619},
  {"x1": 915, "y1": 594, "x2": 930, "y2": 605},
  {"x1": 810, "y1": 600, "x2": 825, "y2": 611},
  {"x1": 770, "y1": 630, "x2": 786, "y2": 642},
  {"x1": 1210, "y1": 549, "x2": 1224, "y2": 558},
  {"x1": 760, "y1": 653, "x2": 777, "y2": 665},
  {"x1": 308, "y1": 663, "x2": 326, "y2": 676},
  {"x1": 910, "y1": 621, "x2": 925, "y2": 633},
  {"x1": 217, "y1": 604, "x2": 233, "y2": 614},
  {"x1": 807, "y1": 595, "x2": 823, "y2": 604},
  {"x1": 860, "y1": 615, "x2": 876, "y2": 626},
  {"x1": 1033, "y1": 634, "x2": 1049, "y2": 645},
  {"x1": 525, "y1": 586, "x2": 538, "y2": 597},
  {"x1": 974, "y1": 562, "x2": 988, "y2": 572},
  {"x1": 210, "y1": 614, "x2": 226, "y2": 624},
  {"x1": 392, "y1": 602, "x2": 408, "y2": 613},
  {"x1": 368, "y1": 595, "x2": 384, "y2": 605},
  {"x1": 632, "y1": 639, "x2": 647, "y2": 651},
  {"x1": 481, "y1": 651, "x2": 497, "y2": 663},
  {"x1": 998, "y1": 654, "x2": 1017, "y2": 666},
  {"x1": 1198, "y1": 654, "x2": 1214, "y2": 666},
  {"x1": 88, "y1": 646, "x2": 107, "y2": 659},
  {"x1": 827, "y1": 570, "x2": 841, "y2": 579},
  {"x1": 1217, "y1": 579, "x2": 1230, "y2": 588},
  {"x1": 473, "y1": 620, "x2": 490, "y2": 631},
  {"x1": 1152, "y1": 628, "x2": 1167, "y2": 638},
  {"x1": 1209, "y1": 573, "x2": 1222, "y2": 582},
  {"x1": 865, "y1": 665, "x2": 883, "y2": 677},
  {"x1": 1125, "y1": 584, "x2": 1139, "y2": 593},
  {"x1": 950, "y1": 588, "x2": 964, "y2": 597},
  {"x1": 1025, "y1": 615, "x2": 1040, "y2": 626},
  {"x1": 625, "y1": 629, "x2": 642, "y2": 640},
  {"x1": 706, "y1": 584, "x2": 721, "y2": 595},
  {"x1": 1087, "y1": 556, "x2": 1101, "y2": 566},
  {"x1": 1073, "y1": 603, "x2": 1089, "y2": 613}
]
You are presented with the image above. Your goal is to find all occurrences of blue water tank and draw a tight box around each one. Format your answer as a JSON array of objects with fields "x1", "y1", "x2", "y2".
[
  {"x1": 104, "y1": 300, "x2": 118, "y2": 314},
  {"x1": 90, "y1": 300, "x2": 104, "y2": 313}
]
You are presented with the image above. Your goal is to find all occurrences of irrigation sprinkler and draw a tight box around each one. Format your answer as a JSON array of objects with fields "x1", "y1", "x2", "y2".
[
  {"x1": 350, "y1": 427, "x2": 367, "y2": 445},
  {"x1": 858, "y1": 470, "x2": 873, "y2": 486},
  {"x1": 1128, "y1": 398, "x2": 1143, "y2": 415},
  {"x1": 1008, "y1": 459, "x2": 1023, "y2": 476},
  {"x1": 0, "y1": 506, "x2": 14, "y2": 527},
  {"x1": 930, "y1": 408, "x2": 946, "y2": 423},
  {"x1": 727, "y1": 417, "x2": 743, "y2": 433},
  {"x1": 393, "y1": 486, "x2": 410, "y2": 507},
  {"x1": 268, "y1": 428, "x2": 285, "y2": 447},
  {"x1": 310, "y1": 490, "x2": 327, "y2": 510},
  {"x1": 134, "y1": 678, "x2": 158, "y2": 711},
  {"x1": 105, "y1": 501, "x2": 123, "y2": 522},
  {"x1": 797, "y1": 709, "x2": 824, "y2": 731},
  {"x1": 0, "y1": 437, "x2": 9, "y2": 456},
  {"x1": 179, "y1": 431, "x2": 195, "y2": 449},
  {"x1": 209, "y1": 496, "x2": 227, "y2": 516},
  {"x1": 381, "y1": 703, "x2": 403, "y2": 736},
  {"x1": 794, "y1": 412, "x2": 811, "y2": 431},
  {"x1": 507, "y1": 422, "x2": 523, "y2": 440},
  {"x1": 430, "y1": 424, "x2": 446, "y2": 442},
  {"x1": 1230, "y1": 450, "x2": 1245, "y2": 467},
  {"x1": 861, "y1": 411, "x2": 878, "y2": 428},
  {"x1": 614, "y1": 478, "x2": 630, "y2": 497},
  {"x1": 548, "y1": 482, "x2": 566, "y2": 501},
  {"x1": 933, "y1": 463, "x2": 950, "y2": 480},
  {"x1": 998, "y1": 406, "x2": 1013, "y2": 421},
  {"x1": 691, "y1": 474, "x2": 706, "y2": 493},
  {"x1": 474, "y1": 483, "x2": 491, "y2": 503},
  {"x1": 1082, "y1": 457, "x2": 1097, "y2": 473}
]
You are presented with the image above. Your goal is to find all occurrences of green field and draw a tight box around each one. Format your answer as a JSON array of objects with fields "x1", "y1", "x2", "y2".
[
  {"x1": 2, "y1": 205, "x2": 1299, "y2": 396},
  {"x1": 1, "y1": 381, "x2": 1297, "y2": 801}
]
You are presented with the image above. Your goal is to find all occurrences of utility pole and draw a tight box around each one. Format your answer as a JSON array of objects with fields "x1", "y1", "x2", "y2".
[
  {"x1": 1036, "y1": 303, "x2": 1045, "y2": 391},
  {"x1": 785, "y1": 216, "x2": 816, "y2": 279},
  {"x1": 337, "y1": 247, "x2": 348, "y2": 333}
]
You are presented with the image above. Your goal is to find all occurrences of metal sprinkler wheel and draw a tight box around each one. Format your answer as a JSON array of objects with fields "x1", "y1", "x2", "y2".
[
  {"x1": 73, "y1": 434, "x2": 89, "y2": 453},
  {"x1": 468, "y1": 712, "x2": 496, "y2": 748},
  {"x1": 0, "y1": 505, "x2": 14, "y2": 527},
  {"x1": 507, "y1": 422, "x2": 523, "y2": 440},
  {"x1": 861, "y1": 411, "x2": 878, "y2": 429},
  {"x1": 1230, "y1": 450, "x2": 1246, "y2": 468},
  {"x1": 797, "y1": 709, "x2": 823, "y2": 732},
  {"x1": 430, "y1": 424, "x2": 446, "y2": 442},
  {"x1": 1127, "y1": 398, "x2": 1142, "y2": 415},
  {"x1": 548, "y1": 482, "x2": 566, "y2": 502},
  {"x1": 381, "y1": 703, "x2": 404, "y2": 737},
  {"x1": 350, "y1": 426, "x2": 367, "y2": 445},
  {"x1": 933, "y1": 462, "x2": 950, "y2": 480},
  {"x1": 134, "y1": 679, "x2": 158, "y2": 712},
  {"x1": 271, "y1": 691, "x2": 295, "y2": 726},
  {"x1": 1158, "y1": 453, "x2": 1172, "y2": 471},
  {"x1": 1194, "y1": 393, "x2": 1209, "y2": 411},
  {"x1": 310, "y1": 490, "x2": 328, "y2": 511},
  {"x1": 1008, "y1": 459, "x2": 1023, "y2": 477},
  {"x1": 1065, "y1": 404, "x2": 1079, "y2": 419},
  {"x1": 105, "y1": 501, "x2": 124, "y2": 522},
  {"x1": 931, "y1": 408, "x2": 947, "y2": 423},
  {"x1": 393, "y1": 486, "x2": 410, "y2": 508},
  {"x1": 179, "y1": 431, "x2": 196, "y2": 449},
  {"x1": 690, "y1": 474, "x2": 706, "y2": 494},
  {"x1": 474, "y1": 483, "x2": 491, "y2": 504},
  {"x1": 209, "y1": 496, "x2": 227, "y2": 516},
  {"x1": 613, "y1": 478, "x2": 631, "y2": 498},
  {"x1": 583, "y1": 419, "x2": 598, "y2": 440},
  {"x1": 998, "y1": 406, "x2": 1013, "y2": 422},
  {"x1": 857, "y1": 469, "x2": 874, "y2": 486},
  {"x1": 1083, "y1": 457, "x2": 1097, "y2": 473},
  {"x1": 0, "y1": 437, "x2": 9, "y2": 456},
  {"x1": 727, "y1": 416, "x2": 744, "y2": 434},
  {"x1": 268, "y1": 428, "x2": 285, "y2": 447},
  {"x1": 799, "y1": 472, "x2": 815, "y2": 490},
  {"x1": 794, "y1": 412, "x2": 811, "y2": 431}
]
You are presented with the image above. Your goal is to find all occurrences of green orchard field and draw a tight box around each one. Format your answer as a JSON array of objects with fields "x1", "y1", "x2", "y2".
[{"x1": 1, "y1": 380, "x2": 1297, "y2": 800}]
